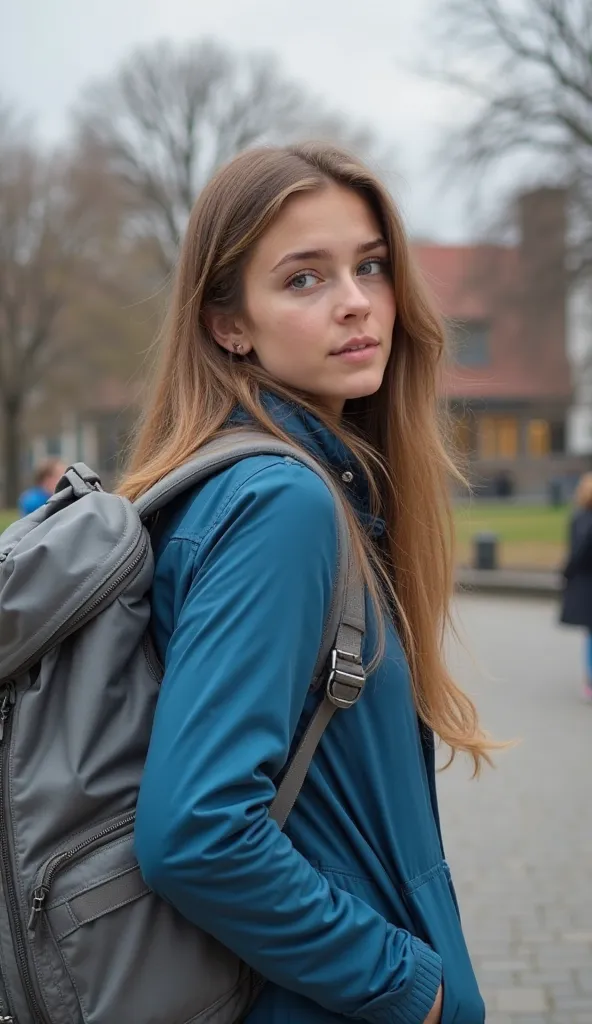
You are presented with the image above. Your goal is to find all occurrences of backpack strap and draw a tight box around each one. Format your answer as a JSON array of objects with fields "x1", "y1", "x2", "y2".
[
  {"x1": 269, "y1": 549, "x2": 366, "y2": 829},
  {"x1": 134, "y1": 427, "x2": 366, "y2": 831}
]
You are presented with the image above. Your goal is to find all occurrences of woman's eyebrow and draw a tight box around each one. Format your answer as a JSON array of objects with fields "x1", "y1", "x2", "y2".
[{"x1": 271, "y1": 237, "x2": 387, "y2": 273}]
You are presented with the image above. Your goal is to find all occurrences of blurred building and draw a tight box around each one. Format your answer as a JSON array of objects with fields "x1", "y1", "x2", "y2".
[
  {"x1": 416, "y1": 187, "x2": 590, "y2": 499},
  {"x1": 22, "y1": 186, "x2": 590, "y2": 502},
  {"x1": 566, "y1": 280, "x2": 592, "y2": 460},
  {"x1": 23, "y1": 378, "x2": 135, "y2": 492}
]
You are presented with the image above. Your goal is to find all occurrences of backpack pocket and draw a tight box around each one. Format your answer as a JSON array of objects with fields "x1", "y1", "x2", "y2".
[{"x1": 29, "y1": 814, "x2": 254, "y2": 1024}]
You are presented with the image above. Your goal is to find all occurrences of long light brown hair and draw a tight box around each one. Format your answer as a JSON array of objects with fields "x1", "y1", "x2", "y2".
[{"x1": 119, "y1": 142, "x2": 495, "y2": 771}]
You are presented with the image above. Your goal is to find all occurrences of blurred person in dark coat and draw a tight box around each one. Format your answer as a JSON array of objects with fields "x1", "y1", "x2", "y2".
[
  {"x1": 560, "y1": 472, "x2": 592, "y2": 702},
  {"x1": 17, "y1": 457, "x2": 66, "y2": 516}
]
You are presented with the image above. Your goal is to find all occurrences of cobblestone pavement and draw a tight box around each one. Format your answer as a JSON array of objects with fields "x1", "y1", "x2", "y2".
[{"x1": 440, "y1": 595, "x2": 592, "y2": 1023}]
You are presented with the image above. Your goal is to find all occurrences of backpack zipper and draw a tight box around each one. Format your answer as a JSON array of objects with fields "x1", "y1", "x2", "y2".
[
  {"x1": 0, "y1": 682, "x2": 15, "y2": 743},
  {"x1": 66, "y1": 546, "x2": 148, "y2": 634},
  {"x1": 0, "y1": 523, "x2": 147, "y2": 1021},
  {"x1": 29, "y1": 813, "x2": 136, "y2": 931},
  {"x1": 0, "y1": 682, "x2": 47, "y2": 1023}
]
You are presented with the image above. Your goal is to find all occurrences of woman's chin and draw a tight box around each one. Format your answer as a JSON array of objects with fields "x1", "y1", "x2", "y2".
[
  {"x1": 305, "y1": 369, "x2": 386, "y2": 414},
  {"x1": 339, "y1": 368, "x2": 386, "y2": 401}
]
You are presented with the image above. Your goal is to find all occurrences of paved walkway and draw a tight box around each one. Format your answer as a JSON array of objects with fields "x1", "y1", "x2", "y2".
[
  {"x1": 455, "y1": 568, "x2": 561, "y2": 597},
  {"x1": 440, "y1": 595, "x2": 592, "y2": 1023}
]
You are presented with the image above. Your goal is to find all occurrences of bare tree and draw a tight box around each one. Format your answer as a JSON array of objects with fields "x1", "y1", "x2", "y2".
[
  {"x1": 0, "y1": 107, "x2": 120, "y2": 505},
  {"x1": 426, "y1": 0, "x2": 592, "y2": 275},
  {"x1": 74, "y1": 39, "x2": 377, "y2": 274}
]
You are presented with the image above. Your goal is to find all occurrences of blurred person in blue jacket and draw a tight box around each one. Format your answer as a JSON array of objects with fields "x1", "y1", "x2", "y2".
[
  {"x1": 18, "y1": 457, "x2": 66, "y2": 516},
  {"x1": 121, "y1": 143, "x2": 495, "y2": 1024}
]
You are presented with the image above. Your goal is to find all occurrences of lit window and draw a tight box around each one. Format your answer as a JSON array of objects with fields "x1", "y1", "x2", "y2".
[
  {"x1": 479, "y1": 417, "x2": 497, "y2": 459},
  {"x1": 453, "y1": 412, "x2": 475, "y2": 455},
  {"x1": 478, "y1": 416, "x2": 518, "y2": 459},
  {"x1": 497, "y1": 418, "x2": 518, "y2": 459},
  {"x1": 527, "y1": 420, "x2": 550, "y2": 457}
]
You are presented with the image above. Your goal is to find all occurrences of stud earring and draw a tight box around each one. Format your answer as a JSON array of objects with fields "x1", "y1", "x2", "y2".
[{"x1": 232, "y1": 341, "x2": 244, "y2": 355}]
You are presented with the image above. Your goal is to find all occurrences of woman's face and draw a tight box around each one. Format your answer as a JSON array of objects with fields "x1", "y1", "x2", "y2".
[{"x1": 211, "y1": 184, "x2": 396, "y2": 416}]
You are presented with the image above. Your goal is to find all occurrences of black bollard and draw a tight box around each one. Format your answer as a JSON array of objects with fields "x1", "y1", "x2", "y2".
[
  {"x1": 473, "y1": 532, "x2": 498, "y2": 571},
  {"x1": 548, "y1": 479, "x2": 562, "y2": 507}
]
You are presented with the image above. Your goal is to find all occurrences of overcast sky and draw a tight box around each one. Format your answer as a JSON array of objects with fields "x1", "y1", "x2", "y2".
[{"x1": 2, "y1": 0, "x2": 494, "y2": 240}]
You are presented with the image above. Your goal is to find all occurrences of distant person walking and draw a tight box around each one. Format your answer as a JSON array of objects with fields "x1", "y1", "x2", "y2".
[
  {"x1": 17, "y1": 457, "x2": 66, "y2": 517},
  {"x1": 560, "y1": 472, "x2": 592, "y2": 702}
]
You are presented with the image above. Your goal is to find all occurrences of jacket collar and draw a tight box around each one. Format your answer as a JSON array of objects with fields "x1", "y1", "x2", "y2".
[{"x1": 231, "y1": 392, "x2": 385, "y2": 539}]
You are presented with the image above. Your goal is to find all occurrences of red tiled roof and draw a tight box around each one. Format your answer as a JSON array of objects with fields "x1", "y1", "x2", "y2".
[
  {"x1": 413, "y1": 244, "x2": 517, "y2": 319},
  {"x1": 412, "y1": 242, "x2": 572, "y2": 401}
]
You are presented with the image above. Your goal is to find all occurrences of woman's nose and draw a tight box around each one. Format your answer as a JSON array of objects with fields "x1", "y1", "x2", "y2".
[{"x1": 335, "y1": 277, "x2": 371, "y2": 320}]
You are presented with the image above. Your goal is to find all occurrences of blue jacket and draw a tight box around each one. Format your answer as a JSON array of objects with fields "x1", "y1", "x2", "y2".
[{"x1": 135, "y1": 397, "x2": 485, "y2": 1024}]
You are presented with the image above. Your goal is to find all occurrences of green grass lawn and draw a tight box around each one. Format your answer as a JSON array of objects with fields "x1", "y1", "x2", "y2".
[
  {"x1": 0, "y1": 502, "x2": 571, "y2": 570},
  {"x1": 454, "y1": 502, "x2": 569, "y2": 569},
  {"x1": 0, "y1": 510, "x2": 17, "y2": 533}
]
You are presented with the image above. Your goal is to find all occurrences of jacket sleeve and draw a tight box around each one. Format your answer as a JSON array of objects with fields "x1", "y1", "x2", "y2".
[{"x1": 135, "y1": 460, "x2": 442, "y2": 1024}]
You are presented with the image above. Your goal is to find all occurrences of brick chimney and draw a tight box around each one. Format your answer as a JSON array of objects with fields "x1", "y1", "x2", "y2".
[{"x1": 518, "y1": 187, "x2": 572, "y2": 397}]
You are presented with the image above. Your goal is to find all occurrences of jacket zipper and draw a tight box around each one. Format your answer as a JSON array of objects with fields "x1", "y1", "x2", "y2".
[
  {"x1": 0, "y1": 682, "x2": 47, "y2": 1023},
  {"x1": 29, "y1": 813, "x2": 136, "y2": 932}
]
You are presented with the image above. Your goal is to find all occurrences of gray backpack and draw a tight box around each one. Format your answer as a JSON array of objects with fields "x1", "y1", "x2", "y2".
[{"x1": 0, "y1": 429, "x2": 366, "y2": 1024}]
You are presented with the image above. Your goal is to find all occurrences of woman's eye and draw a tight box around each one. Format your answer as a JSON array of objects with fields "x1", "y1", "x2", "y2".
[
  {"x1": 358, "y1": 258, "x2": 388, "y2": 277},
  {"x1": 288, "y1": 272, "x2": 319, "y2": 290}
]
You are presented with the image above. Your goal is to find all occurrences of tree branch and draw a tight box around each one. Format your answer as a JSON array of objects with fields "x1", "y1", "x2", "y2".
[
  {"x1": 424, "y1": 0, "x2": 592, "y2": 277},
  {"x1": 74, "y1": 39, "x2": 381, "y2": 274}
]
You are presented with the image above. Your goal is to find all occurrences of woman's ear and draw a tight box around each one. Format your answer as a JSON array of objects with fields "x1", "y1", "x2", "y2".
[{"x1": 205, "y1": 311, "x2": 252, "y2": 357}]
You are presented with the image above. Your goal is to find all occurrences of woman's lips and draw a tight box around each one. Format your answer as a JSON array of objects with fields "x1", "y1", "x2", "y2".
[{"x1": 330, "y1": 339, "x2": 379, "y2": 362}]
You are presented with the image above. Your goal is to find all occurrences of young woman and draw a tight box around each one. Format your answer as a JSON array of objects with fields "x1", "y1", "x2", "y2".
[
  {"x1": 121, "y1": 143, "x2": 492, "y2": 1023},
  {"x1": 561, "y1": 472, "x2": 592, "y2": 702}
]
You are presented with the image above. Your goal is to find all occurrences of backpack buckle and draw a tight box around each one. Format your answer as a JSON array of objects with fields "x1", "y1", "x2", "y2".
[{"x1": 326, "y1": 649, "x2": 365, "y2": 709}]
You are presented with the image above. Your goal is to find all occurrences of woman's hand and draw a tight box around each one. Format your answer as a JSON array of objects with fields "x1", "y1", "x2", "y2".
[{"x1": 424, "y1": 984, "x2": 443, "y2": 1023}]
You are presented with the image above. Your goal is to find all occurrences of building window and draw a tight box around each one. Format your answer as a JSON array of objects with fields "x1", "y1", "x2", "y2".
[
  {"x1": 451, "y1": 320, "x2": 491, "y2": 367},
  {"x1": 453, "y1": 411, "x2": 477, "y2": 456},
  {"x1": 550, "y1": 421, "x2": 565, "y2": 454},
  {"x1": 45, "y1": 436, "x2": 62, "y2": 457},
  {"x1": 498, "y1": 418, "x2": 518, "y2": 458},
  {"x1": 527, "y1": 419, "x2": 550, "y2": 457},
  {"x1": 480, "y1": 417, "x2": 496, "y2": 459},
  {"x1": 479, "y1": 416, "x2": 518, "y2": 459}
]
